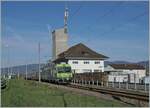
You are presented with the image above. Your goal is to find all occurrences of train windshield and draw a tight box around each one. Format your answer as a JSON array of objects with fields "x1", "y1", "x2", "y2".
[
  {"x1": 57, "y1": 67, "x2": 64, "y2": 72},
  {"x1": 64, "y1": 67, "x2": 71, "y2": 72},
  {"x1": 57, "y1": 67, "x2": 71, "y2": 73}
]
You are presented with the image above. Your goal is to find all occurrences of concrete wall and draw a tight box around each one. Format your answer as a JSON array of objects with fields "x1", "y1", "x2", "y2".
[
  {"x1": 68, "y1": 60, "x2": 104, "y2": 73},
  {"x1": 52, "y1": 28, "x2": 68, "y2": 60}
]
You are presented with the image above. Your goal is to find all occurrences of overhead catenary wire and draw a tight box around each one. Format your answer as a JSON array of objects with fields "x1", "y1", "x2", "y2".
[
  {"x1": 83, "y1": 11, "x2": 148, "y2": 44},
  {"x1": 73, "y1": 1, "x2": 124, "y2": 43},
  {"x1": 66, "y1": 1, "x2": 122, "y2": 33},
  {"x1": 82, "y1": 1, "x2": 124, "y2": 33},
  {"x1": 77, "y1": 4, "x2": 148, "y2": 42},
  {"x1": 99, "y1": 11, "x2": 148, "y2": 36},
  {"x1": 69, "y1": 2, "x2": 84, "y2": 25}
]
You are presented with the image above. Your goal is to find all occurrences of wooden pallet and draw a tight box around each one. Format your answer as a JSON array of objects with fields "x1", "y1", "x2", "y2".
[{"x1": 73, "y1": 72, "x2": 108, "y2": 85}]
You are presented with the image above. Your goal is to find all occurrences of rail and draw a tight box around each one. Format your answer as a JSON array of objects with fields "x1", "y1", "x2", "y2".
[
  {"x1": 1, "y1": 78, "x2": 7, "y2": 89},
  {"x1": 67, "y1": 83, "x2": 149, "y2": 102}
]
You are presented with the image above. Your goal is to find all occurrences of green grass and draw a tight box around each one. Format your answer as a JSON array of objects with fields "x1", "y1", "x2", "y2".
[{"x1": 1, "y1": 79, "x2": 133, "y2": 107}]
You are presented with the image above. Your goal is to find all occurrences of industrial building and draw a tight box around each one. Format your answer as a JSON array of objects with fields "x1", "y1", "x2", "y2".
[
  {"x1": 51, "y1": 6, "x2": 69, "y2": 60},
  {"x1": 52, "y1": 28, "x2": 68, "y2": 60},
  {"x1": 104, "y1": 64, "x2": 146, "y2": 83}
]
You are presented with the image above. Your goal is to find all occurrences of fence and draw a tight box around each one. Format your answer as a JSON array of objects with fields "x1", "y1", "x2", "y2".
[{"x1": 72, "y1": 79, "x2": 149, "y2": 92}]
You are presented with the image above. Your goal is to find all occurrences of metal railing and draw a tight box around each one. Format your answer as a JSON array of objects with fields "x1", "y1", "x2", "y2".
[{"x1": 72, "y1": 80, "x2": 149, "y2": 92}]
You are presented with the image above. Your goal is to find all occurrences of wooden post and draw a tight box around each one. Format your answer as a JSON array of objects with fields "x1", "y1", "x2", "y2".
[
  {"x1": 134, "y1": 82, "x2": 136, "y2": 90},
  {"x1": 101, "y1": 81, "x2": 103, "y2": 87},
  {"x1": 97, "y1": 80, "x2": 98, "y2": 86},
  {"x1": 144, "y1": 83, "x2": 147, "y2": 91},
  {"x1": 126, "y1": 82, "x2": 128, "y2": 90},
  {"x1": 134, "y1": 74, "x2": 137, "y2": 90},
  {"x1": 112, "y1": 81, "x2": 114, "y2": 88},
  {"x1": 106, "y1": 81, "x2": 108, "y2": 87},
  {"x1": 119, "y1": 77, "x2": 120, "y2": 89}
]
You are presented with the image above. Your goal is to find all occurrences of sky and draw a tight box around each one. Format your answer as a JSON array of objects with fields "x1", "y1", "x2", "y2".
[{"x1": 1, "y1": 1, "x2": 149, "y2": 67}]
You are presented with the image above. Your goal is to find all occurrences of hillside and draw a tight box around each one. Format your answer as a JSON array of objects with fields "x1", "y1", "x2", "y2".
[{"x1": 1, "y1": 64, "x2": 45, "y2": 76}]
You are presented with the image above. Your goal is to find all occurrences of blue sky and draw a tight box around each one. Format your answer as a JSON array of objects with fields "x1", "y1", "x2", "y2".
[{"x1": 1, "y1": 1, "x2": 149, "y2": 67}]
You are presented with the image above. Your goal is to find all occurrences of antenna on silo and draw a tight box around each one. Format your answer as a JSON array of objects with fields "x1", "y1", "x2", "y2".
[{"x1": 64, "y1": 2, "x2": 68, "y2": 33}]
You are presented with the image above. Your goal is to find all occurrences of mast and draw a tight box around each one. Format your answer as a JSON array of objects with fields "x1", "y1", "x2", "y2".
[{"x1": 64, "y1": 5, "x2": 69, "y2": 33}]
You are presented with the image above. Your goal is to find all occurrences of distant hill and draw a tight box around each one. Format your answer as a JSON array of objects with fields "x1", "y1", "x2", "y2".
[{"x1": 1, "y1": 64, "x2": 45, "y2": 76}]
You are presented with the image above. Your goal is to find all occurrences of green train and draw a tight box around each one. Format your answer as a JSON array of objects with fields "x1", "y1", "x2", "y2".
[{"x1": 41, "y1": 63, "x2": 73, "y2": 84}]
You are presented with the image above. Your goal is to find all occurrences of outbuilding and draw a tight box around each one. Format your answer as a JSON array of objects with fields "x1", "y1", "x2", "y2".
[{"x1": 105, "y1": 64, "x2": 146, "y2": 83}]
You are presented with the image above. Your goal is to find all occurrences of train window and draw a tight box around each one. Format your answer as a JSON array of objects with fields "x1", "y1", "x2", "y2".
[
  {"x1": 57, "y1": 67, "x2": 64, "y2": 72},
  {"x1": 57, "y1": 67, "x2": 71, "y2": 73},
  {"x1": 64, "y1": 67, "x2": 71, "y2": 72}
]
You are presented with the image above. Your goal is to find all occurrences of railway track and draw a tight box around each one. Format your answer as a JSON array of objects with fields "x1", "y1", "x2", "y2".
[
  {"x1": 27, "y1": 78, "x2": 149, "y2": 104},
  {"x1": 67, "y1": 83, "x2": 149, "y2": 102}
]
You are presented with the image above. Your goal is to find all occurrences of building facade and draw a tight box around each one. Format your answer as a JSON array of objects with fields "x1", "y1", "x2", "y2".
[
  {"x1": 54, "y1": 43, "x2": 108, "y2": 73},
  {"x1": 68, "y1": 60, "x2": 104, "y2": 73}
]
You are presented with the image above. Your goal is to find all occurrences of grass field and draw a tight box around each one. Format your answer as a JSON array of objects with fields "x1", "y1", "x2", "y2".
[{"x1": 1, "y1": 79, "x2": 133, "y2": 107}]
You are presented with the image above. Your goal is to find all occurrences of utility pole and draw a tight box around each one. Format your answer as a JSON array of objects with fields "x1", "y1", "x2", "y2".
[
  {"x1": 11, "y1": 67, "x2": 13, "y2": 76},
  {"x1": 38, "y1": 42, "x2": 41, "y2": 82},
  {"x1": 6, "y1": 44, "x2": 10, "y2": 78},
  {"x1": 25, "y1": 63, "x2": 28, "y2": 80},
  {"x1": 17, "y1": 66, "x2": 19, "y2": 79}
]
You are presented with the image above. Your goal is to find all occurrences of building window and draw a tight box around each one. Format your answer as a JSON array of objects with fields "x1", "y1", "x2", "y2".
[
  {"x1": 95, "y1": 61, "x2": 100, "y2": 64},
  {"x1": 72, "y1": 61, "x2": 78, "y2": 64},
  {"x1": 83, "y1": 69, "x2": 92, "y2": 72},
  {"x1": 84, "y1": 61, "x2": 89, "y2": 64},
  {"x1": 94, "y1": 70, "x2": 102, "y2": 72}
]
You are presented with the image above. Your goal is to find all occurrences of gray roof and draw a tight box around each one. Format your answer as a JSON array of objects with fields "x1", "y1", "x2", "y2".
[{"x1": 109, "y1": 64, "x2": 145, "y2": 70}]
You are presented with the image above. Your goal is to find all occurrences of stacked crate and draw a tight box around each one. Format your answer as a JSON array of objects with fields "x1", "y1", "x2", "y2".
[{"x1": 73, "y1": 72, "x2": 108, "y2": 84}]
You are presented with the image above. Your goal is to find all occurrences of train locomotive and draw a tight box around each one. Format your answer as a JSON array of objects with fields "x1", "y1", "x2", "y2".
[{"x1": 41, "y1": 63, "x2": 73, "y2": 84}]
